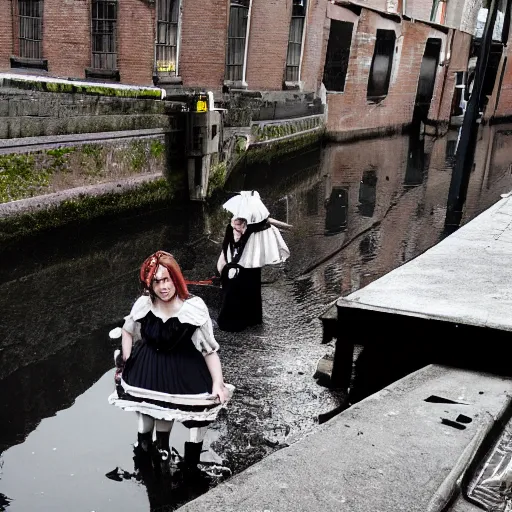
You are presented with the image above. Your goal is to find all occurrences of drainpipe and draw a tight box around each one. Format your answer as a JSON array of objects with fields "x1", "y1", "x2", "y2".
[
  {"x1": 502, "y1": 0, "x2": 511, "y2": 45},
  {"x1": 444, "y1": 0, "x2": 499, "y2": 232}
]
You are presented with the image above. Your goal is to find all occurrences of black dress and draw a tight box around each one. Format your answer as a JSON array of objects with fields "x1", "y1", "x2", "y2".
[
  {"x1": 109, "y1": 295, "x2": 234, "y2": 423},
  {"x1": 217, "y1": 221, "x2": 269, "y2": 332},
  {"x1": 122, "y1": 311, "x2": 213, "y2": 396}
]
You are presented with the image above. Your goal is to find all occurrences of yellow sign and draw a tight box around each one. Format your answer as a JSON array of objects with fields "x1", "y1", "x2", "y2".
[
  {"x1": 196, "y1": 99, "x2": 208, "y2": 112},
  {"x1": 156, "y1": 60, "x2": 176, "y2": 72}
]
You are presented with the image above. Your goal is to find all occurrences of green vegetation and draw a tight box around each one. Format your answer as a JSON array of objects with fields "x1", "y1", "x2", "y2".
[
  {"x1": 0, "y1": 178, "x2": 174, "y2": 243},
  {"x1": 207, "y1": 161, "x2": 227, "y2": 197},
  {"x1": 1, "y1": 153, "x2": 55, "y2": 203},
  {"x1": 245, "y1": 130, "x2": 324, "y2": 166},
  {"x1": 3, "y1": 77, "x2": 163, "y2": 99}
]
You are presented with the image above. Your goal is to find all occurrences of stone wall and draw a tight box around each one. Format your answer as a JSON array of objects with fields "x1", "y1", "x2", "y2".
[
  {"x1": 0, "y1": 87, "x2": 175, "y2": 139},
  {"x1": 0, "y1": 138, "x2": 166, "y2": 204}
]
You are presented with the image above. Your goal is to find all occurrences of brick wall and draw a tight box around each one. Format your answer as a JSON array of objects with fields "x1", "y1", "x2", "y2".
[
  {"x1": 352, "y1": 0, "x2": 388, "y2": 12},
  {"x1": 179, "y1": 0, "x2": 228, "y2": 89},
  {"x1": 301, "y1": 0, "x2": 329, "y2": 92},
  {"x1": 245, "y1": 0, "x2": 291, "y2": 90},
  {"x1": 326, "y1": 9, "x2": 438, "y2": 135},
  {"x1": 44, "y1": 0, "x2": 90, "y2": 79},
  {"x1": 429, "y1": 30, "x2": 471, "y2": 122},
  {"x1": 492, "y1": 25, "x2": 512, "y2": 119},
  {"x1": 405, "y1": 0, "x2": 435, "y2": 23},
  {"x1": 0, "y1": 0, "x2": 13, "y2": 71},
  {"x1": 118, "y1": 0, "x2": 154, "y2": 85}
]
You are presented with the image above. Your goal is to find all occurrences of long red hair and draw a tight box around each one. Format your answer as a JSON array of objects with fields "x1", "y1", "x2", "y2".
[{"x1": 139, "y1": 251, "x2": 189, "y2": 300}]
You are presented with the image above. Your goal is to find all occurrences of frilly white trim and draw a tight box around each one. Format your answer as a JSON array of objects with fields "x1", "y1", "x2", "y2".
[
  {"x1": 226, "y1": 225, "x2": 290, "y2": 268},
  {"x1": 108, "y1": 379, "x2": 235, "y2": 422},
  {"x1": 223, "y1": 191, "x2": 270, "y2": 224},
  {"x1": 108, "y1": 386, "x2": 235, "y2": 422},
  {"x1": 122, "y1": 295, "x2": 219, "y2": 354}
]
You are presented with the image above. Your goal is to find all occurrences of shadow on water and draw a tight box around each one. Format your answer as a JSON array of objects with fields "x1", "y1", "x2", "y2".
[{"x1": 1, "y1": 126, "x2": 512, "y2": 510}]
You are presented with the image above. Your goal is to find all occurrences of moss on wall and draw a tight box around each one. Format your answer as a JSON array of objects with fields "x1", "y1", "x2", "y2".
[
  {"x1": 0, "y1": 153, "x2": 56, "y2": 203},
  {"x1": 0, "y1": 138, "x2": 167, "y2": 204},
  {"x1": 245, "y1": 130, "x2": 324, "y2": 166},
  {"x1": 207, "y1": 161, "x2": 227, "y2": 198},
  {"x1": 252, "y1": 117, "x2": 322, "y2": 143},
  {"x1": 3, "y1": 77, "x2": 163, "y2": 99},
  {"x1": 0, "y1": 178, "x2": 174, "y2": 243}
]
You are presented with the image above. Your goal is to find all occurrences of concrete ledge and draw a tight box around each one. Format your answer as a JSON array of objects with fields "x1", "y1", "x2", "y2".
[
  {"x1": 0, "y1": 172, "x2": 163, "y2": 218},
  {"x1": 179, "y1": 365, "x2": 512, "y2": 512},
  {"x1": 0, "y1": 128, "x2": 170, "y2": 154}
]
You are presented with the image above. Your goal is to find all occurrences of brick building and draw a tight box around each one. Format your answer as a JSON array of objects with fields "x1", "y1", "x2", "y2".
[{"x1": 0, "y1": 0, "x2": 504, "y2": 136}]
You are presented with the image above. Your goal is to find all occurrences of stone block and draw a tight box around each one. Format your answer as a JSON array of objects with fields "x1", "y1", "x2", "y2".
[
  {"x1": 0, "y1": 99, "x2": 9, "y2": 118},
  {"x1": 20, "y1": 117, "x2": 45, "y2": 138},
  {"x1": 7, "y1": 118, "x2": 21, "y2": 139},
  {"x1": 0, "y1": 120, "x2": 9, "y2": 139},
  {"x1": 38, "y1": 96, "x2": 60, "y2": 118}
]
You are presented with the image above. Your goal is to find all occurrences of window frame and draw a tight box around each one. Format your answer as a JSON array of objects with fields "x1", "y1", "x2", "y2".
[
  {"x1": 17, "y1": 0, "x2": 44, "y2": 60},
  {"x1": 322, "y1": 19, "x2": 354, "y2": 93},
  {"x1": 90, "y1": 0, "x2": 118, "y2": 73},
  {"x1": 225, "y1": 0, "x2": 252, "y2": 85},
  {"x1": 367, "y1": 29, "x2": 396, "y2": 102},
  {"x1": 284, "y1": 0, "x2": 308, "y2": 84},
  {"x1": 155, "y1": 0, "x2": 182, "y2": 79}
]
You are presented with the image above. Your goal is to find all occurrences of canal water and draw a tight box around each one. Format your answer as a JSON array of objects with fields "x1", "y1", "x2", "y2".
[{"x1": 1, "y1": 125, "x2": 512, "y2": 511}]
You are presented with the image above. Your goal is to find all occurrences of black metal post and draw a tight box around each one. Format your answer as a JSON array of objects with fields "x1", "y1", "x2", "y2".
[{"x1": 444, "y1": 0, "x2": 499, "y2": 232}]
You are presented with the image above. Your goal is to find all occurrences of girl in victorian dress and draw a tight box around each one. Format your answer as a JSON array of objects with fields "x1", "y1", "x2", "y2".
[
  {"x1": 217, "y1": 191, "x2": 290, "y2": 332},
  {"x1": 109, "y1": 251, "x2": 234, "y2": 472}
]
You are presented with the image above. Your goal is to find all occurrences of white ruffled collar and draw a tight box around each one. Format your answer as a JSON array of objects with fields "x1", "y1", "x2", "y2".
[{"x1": 128, "y1": 294, "x2": 208, "y2": 326}]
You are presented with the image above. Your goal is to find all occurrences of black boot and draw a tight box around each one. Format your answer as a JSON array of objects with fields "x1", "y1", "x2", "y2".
[
  {"x1": 135, "y1": 431, "x2": 152, "y2": 454},
  {"x1": 183, "y1": 441, "x2": 203, "y2": 471},
  {"x1": 155, "y1": 430, "x2": 171, "y2": 462}
]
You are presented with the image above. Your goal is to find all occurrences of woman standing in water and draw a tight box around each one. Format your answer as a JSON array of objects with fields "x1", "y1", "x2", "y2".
[
  {"x1": 217, "y1": 191, "x2": 290, "y2": 332},
  {"x1": 109, "y1": 250, "x2": 234, "y2": 472}
]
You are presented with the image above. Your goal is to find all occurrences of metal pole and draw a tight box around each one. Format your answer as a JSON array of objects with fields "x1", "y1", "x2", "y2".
[{"x1": 444, "y1": 0, "x2": 499, "y2": 232}]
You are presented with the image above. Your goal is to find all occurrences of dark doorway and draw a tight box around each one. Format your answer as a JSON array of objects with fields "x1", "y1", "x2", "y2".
[{"x1": 323, "y1": 20, "x2": 354, "y2": 92}]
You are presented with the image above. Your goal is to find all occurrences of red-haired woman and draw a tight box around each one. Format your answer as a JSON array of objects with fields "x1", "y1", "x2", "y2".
[{"x1": 108, "y1": 251, "x2": 234, "y2": 472}]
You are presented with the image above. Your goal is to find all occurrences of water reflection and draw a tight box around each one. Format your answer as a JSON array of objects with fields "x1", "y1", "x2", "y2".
[{"x1": 1, "y1": 125, "x2": 512, "y2": 510}]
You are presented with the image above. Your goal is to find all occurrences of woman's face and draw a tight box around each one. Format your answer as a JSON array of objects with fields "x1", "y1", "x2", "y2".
[
  {"x1": 152, "y1": 265, "x2": 176, "y2": 302},
  {"x1": 233, "y1": 219, "x2": 246, "y2": 233}
]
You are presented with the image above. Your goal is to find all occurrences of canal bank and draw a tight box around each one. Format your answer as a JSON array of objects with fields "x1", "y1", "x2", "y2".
[
  {"x1": 1, "y1": 127, "x2": 512, "y2": 511},
  {"x1": 178, "y1": 364, "x2": 512, "y2": 512},
  {"x1": 318, "y1": 188, "x2": 512, "y2": 404}
]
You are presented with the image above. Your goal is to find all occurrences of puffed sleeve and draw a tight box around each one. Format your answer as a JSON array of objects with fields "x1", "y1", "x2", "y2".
[
  {"x1": 122, "y1": 295, "x2": 151, "y2": 338},
  {"x1": 191, "y1": 312, "x2": 220, "y2": 355}
]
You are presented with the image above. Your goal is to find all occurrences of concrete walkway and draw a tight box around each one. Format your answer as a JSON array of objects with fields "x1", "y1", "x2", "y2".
[
  {"x1": 179, "y1": 365, "x2": 512, "y2": 512},
  {"x1": 337, "y1": 192, "x2": 512, "y2": 331}
]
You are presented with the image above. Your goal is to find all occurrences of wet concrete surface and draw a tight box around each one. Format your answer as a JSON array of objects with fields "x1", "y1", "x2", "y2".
[{"x1": 1, "y1": 126, "x2": 512, "y2": 511}]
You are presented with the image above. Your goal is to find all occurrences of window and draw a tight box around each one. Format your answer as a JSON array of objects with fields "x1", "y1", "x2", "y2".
[
  {"x1": 323, "y1": 20, "x2": 353, "y2": 92},
  {"x1": 358, "y1": 168, "x2": 377, "y2": 217},
  {"x1": 91, "y1": 0, "x2": 117, "y2": 70},
  {"x1": 18, "y1": 0, "x2": 44, "y2": 59},
  {"x1": 445, "y1": 139, "x2": 457, "y2": 162},
  {"x1": 367, "y1": 29, "x2": 396, "y2": 101},
  {"x1": 306, "y1": 183, "x2": 320, "y2": 216},
  {"x1": 325, "y1": 187, "x2": 348, "y2": 235},
  {"x1": 416, "y1": 38, "x2": 441, "y2": 106},
  {"x1": 226, "y1": 0, "x2": 250, "y2": 82},
  {"x1": 156, "y1": 0, "x2": 180, "y2": 77},
  {"x1": 285, "y1": 0, "x2": 307, "y2": 82},
  {"x1": 430, "y1": 0, "x2": 447, "y2": 24},
  {"x1": 404, "y1": 116, "x2": 426, "y2": 186}
]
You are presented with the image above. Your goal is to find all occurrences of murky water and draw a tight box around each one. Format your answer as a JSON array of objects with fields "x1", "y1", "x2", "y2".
[{"x1": 1, "y1": 125, "x2": 512, "y2": 511}]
